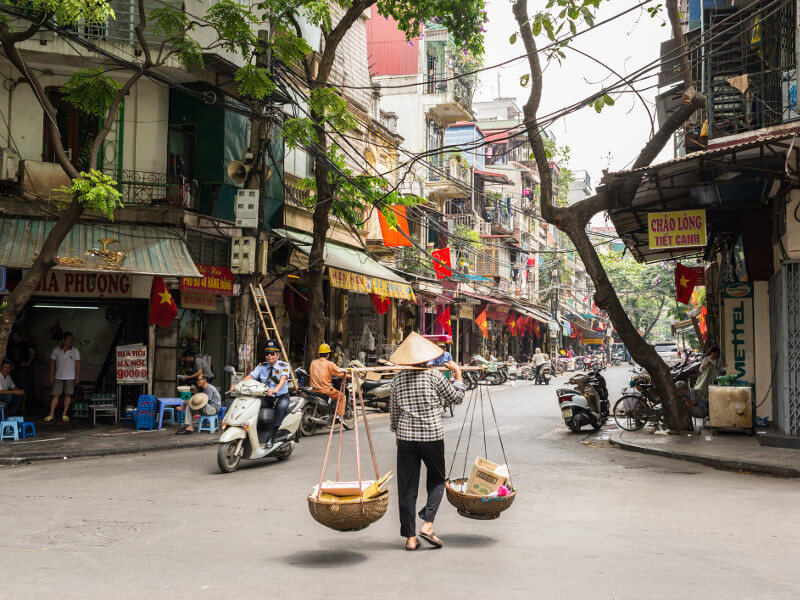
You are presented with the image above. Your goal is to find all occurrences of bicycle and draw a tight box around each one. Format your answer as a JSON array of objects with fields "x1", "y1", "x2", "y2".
[{"x1": 612, "y1": 384, "x2": 664, "y2": 431}]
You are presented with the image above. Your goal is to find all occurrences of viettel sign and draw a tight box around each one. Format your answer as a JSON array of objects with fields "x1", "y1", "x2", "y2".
[{"x1": 648, "y1": 210, "x2": 707, "y2": 250}]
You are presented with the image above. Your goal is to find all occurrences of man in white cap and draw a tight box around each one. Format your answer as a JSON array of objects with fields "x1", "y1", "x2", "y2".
[
  {"x1": 389, "y1": 332, "x2": 466, "y2": 551},
  {"x1": 176, "y1": 374, "x2": 221, "y2": 434}
]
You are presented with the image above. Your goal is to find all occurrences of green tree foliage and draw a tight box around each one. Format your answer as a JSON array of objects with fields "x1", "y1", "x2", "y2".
[{"x1": 599, "y1": 252, "x2": 676, "y2": 340}]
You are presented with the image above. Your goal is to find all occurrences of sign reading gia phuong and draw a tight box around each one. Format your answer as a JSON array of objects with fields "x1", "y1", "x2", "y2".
[
  {"x1": 328, "y1": 267, "x2": 415, "y2": 301},
  {"x1": 647, "y1": 210, "x2": 707, "y2": 250},
  {"x1": 116, "y1": 343, "x2": 148, "y2": 384},
  {"x1": 722, "y1": 282, "x2": 754, "y2": 384},
  {"x1": 180, "y1": 264, "x2": 234, "y2": 296}
]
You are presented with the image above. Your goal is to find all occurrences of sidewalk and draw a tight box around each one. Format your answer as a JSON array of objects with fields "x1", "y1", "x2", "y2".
[
  {"x1": 0, "y1": 423, "x2": 221, "y2": 466},
  {"x1": 608, "y1": 428, "x2": 800, "y2": 477}
]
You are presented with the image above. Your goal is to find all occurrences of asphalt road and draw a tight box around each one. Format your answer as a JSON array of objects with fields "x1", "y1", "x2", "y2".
[{"x1": 2, "y1": 366, "x2": 799, "y2": 600}]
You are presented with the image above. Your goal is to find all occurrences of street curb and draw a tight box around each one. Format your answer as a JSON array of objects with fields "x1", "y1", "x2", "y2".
[
  {"x1": 608, "y1": 433, "x2": 800, "y2": 478},
  {"x1": 0, "y1": 437, "x2": 220, "y2": 466}
]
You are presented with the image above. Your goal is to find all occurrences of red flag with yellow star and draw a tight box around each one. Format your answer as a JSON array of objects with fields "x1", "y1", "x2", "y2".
[
  {"x1": 475, "y1": 308, "x2": 488, "y2": 339},
  {"x1": 675, "y1": 263, "x2": 699, "y2": 305},
  {"x1": 149, "y1": 276, "x2": 178, "y2": 327},
  {"x1": 370, "y1": 293, "x2": 391, "y2": 315}
]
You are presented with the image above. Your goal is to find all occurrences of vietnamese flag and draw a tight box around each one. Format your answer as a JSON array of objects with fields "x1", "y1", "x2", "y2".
[
  {"x1": 675, "y1": 263, "x2": 699, "y2": 304},
  {"x1": 370, "y1": 294, "x2": 391, "y2": 315},
  {"x1": 437, "y1": 306, "x2": 452, "y2": 336},
  {"x1": 475, "y1": 309, "x2": 488, "y2": 339},
  {"x1": 149, "y1": 276, "x2": 178, "y2": 327},
  {"x1": 378, "y1": 205, "x2": 412, "y2": 247},
  {"x1": 533, "y1": 319, "x2": 540, "y2": 337},
  {"x1": 431, "y1": 247, "x2": 453, "y2": 279},
  {"x1": 505, "y1": 312, "x2": 517, "y2": 336}
]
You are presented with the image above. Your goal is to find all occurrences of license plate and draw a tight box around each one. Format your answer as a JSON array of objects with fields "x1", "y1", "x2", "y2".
[{"x1": 561, "y1": 408, "x2": 573, "y2": 418}]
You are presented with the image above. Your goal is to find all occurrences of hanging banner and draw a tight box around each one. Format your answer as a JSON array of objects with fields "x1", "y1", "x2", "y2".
[
  {"x1": 181, "y1": 291, "x2": 217, "y2": 310},
  {"x1": 485, "y1": 303, "x2": 510, "y2": 321},
  {"x1": 722, "y1": 282, "x2": 754, "y2": 384},
  {"x1": 180, "y1": 264, "x2": 234, "y2": 296},
  {"x1": 328, "y1": 267, "x2": 415, "y2": 301},
  {"x1": 116, "y1": 343, "x2": 148, "y2": 384},
  {"x1": 647, "y1": 210, "x2": 707, "y2": 250}
]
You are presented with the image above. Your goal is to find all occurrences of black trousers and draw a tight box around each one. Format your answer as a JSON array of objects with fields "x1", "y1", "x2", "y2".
[{"x1": 396, "y1": 439, "x2": 446, "y2": 538}]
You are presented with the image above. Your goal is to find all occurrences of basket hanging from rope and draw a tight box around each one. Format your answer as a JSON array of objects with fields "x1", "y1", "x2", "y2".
[
  {"x1": 307, "y1": 375, "x2": 389, "y2": 532},
  {"x1": 445, "y1": 383, "x2": 516, "y2": 520}
]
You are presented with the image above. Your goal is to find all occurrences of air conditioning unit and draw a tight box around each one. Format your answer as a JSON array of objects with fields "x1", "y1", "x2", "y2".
[
  {"x1": 230, "y1": 236, "x2": 256, "y2": 274},
  {"x1": 234, "y1": 189, "x2": 259, "y2": 228},
  {"x1": 0, "y1": 148, "x2": 20, "y2": 182}
]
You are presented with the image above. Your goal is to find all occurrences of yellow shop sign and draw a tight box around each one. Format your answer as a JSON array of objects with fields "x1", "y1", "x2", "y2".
[
  {"x1": 328, "y1": 267, "x2": 415, "y2": 301},
  {"x1": 647, "y1": 210, "x2": 707, "y2": 250}
]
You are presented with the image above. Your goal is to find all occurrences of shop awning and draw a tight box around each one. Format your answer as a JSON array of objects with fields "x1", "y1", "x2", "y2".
[
  {"x1": 0, "y1": 219, "x2": 201, "y2": 277},
  {"x1": 275, "y1": 228, "x2": 415, "y2": 301},
  {"x1": 474, "y1": 169, "x2": 513, "y2": 185},
  {"x1": 511, "y1": 302, "x2": 555, "y2": 327}
]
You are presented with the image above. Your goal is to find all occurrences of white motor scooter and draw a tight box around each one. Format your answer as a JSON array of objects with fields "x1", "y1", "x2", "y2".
[{"x1": 217, "y1": 368, "x2": 302, "y2": 473}]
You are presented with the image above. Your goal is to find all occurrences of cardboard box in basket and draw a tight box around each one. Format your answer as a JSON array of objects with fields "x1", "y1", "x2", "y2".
[{"x1": 466, "y1": 458, "x2": 508, "y2": 496}]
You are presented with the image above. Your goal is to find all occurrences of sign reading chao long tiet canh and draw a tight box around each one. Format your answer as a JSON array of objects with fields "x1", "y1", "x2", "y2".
[{"x1": 647, "y1": 210, "x2": 707, "y2": 250}]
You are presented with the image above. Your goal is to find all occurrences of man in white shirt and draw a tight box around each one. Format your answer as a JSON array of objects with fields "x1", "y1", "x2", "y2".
[
  {"x1": 46, "y1": 332, "x2": 81, "y2": 422},
  {"x1": 532, "y1": 347, "x2": 548, "y2": 379},
  {"x1": 0, "y1": 359, "x2": 24, "y2": 417}
]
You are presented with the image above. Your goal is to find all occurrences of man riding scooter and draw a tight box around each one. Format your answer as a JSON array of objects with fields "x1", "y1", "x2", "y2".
[
  {"x1": 309, "y1": 343, "x2": 349, "y2": 415},
  {"x1": 532, "y1": 347, "x2": 548, "y2": 381},
  {"x1": 235, "y1": 340, "x2": 291, "y2": 447}
]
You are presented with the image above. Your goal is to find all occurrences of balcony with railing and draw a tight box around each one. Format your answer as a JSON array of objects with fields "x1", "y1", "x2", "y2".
[
  {"x1": 702, "y1": 1, "x2": 798, "y2": 140},
  {"x1": 423, "y1": 67, "x2": 474, "y2": 124},
  {"x1": 103, "y1": 168, "x2": 197, "y2": 209},
  {"x1": 427, "y1": 155, "x2": 472, "y2": 197}
]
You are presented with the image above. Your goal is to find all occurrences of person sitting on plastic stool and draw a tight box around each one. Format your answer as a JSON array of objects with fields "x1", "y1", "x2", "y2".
[
  {"x1": 176, "y1": 375, "x2": 221, "y2": 434},
  {"x1": 0, "y1": 360, "x2": 25, "y2": 417}
]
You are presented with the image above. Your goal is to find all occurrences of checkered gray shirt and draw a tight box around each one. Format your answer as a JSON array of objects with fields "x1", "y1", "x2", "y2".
[{"x1": 390, "y1": 369, "x2": 464, "y2": 442}]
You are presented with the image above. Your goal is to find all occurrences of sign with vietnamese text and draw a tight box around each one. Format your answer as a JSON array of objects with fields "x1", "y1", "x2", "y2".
[
  {"x1": 647, "y1": 210, "x2": 707, "y2": 250},
  {"x1": 34, "y1": 271, "x2": 132, "y2": 298},
  {"x1": 722, "y1": 282, "x2": 754, "y2": 384},
  {"x1": 116, "y1": 343, "x2": 148, "y2": 384},
  {"x1": 328, "y1": 267, "x2": 415, "y2": 301},
  {"x1": 181, "y1": 290, "x2": 217, "y2": 310},
  {"x1": 180, "y1": 264, "x2": 234, "y2": 296}
]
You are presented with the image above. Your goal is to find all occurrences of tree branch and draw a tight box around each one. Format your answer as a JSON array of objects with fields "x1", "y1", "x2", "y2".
[
  {"x1": 1, "y1": 10, "x2": 51, "y2": 43},
  {"x1": 287, "y1": 12, "x2": 314, "y2": 83},
  {"x1": 89, "y1": 73, "x2": 142, "y2": 171},
  {"x1": 135, "y1": 0, "x2": 154, "y2": 68},
  {"x1": 317, "y1": 0, "x2": 374, "y2": 83},
  {"x1": 666, "y1": 0, "x2": 693, "y2": 90}
]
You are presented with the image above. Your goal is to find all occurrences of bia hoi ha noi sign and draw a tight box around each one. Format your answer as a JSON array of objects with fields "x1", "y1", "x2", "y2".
[
  {"x1": 647, "y1": 210, "x2": 707, "y2": 250},
  {"x1": 116, "y1": 344, "x2": 148, "y2": 384}
]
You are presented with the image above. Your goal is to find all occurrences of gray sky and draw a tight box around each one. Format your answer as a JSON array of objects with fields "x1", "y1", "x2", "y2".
[{"x1": 476, "y1": 0, "x2": 672, "y2": 195}]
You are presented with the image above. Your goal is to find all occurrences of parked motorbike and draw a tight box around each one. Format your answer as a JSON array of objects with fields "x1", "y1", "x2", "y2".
[
  {"x1": 556, "y1": 369, "x2": 610, "y2": 433},
  {"x1": 470, "y1": 356, "x2": 503, "y2": 385},
  {"x1": 217, "y1": 367, "x2": 302, "y2": 473},
  {"x1": 349, "y1": 360, "x2": 393, "y2": 412}
]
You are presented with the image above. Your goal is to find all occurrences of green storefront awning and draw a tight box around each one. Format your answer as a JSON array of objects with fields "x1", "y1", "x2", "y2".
[{"x1": 0, "y1": 219, "x2": 202, "y2": 277}]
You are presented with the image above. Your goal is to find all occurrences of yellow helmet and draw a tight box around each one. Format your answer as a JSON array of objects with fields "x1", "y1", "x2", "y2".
[{"x1": 319, "y1": 343, "x2": 331, "y2": 354}]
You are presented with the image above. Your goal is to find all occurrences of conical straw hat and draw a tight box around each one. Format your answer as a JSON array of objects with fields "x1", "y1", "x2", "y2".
[
  {"x1": 188, "y1": 392, "x2": 209, "y2": 411},
  {"x1": 390, "y1": 332, "x2": 443, "y2": 366}
]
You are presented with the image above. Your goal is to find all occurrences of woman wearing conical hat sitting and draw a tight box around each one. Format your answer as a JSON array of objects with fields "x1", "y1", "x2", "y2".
[{"x1": 389, "y1": 332, "x2": 466, "y2": 551}]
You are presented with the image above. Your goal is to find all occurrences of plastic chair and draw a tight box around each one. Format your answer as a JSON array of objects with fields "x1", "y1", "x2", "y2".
[
  {"x1": 20, "y1": 422, "x2": 36, "y2": 439},
  {"x1": 198, "y1": 415, "x2": 218, "y2": 433},
  {"x1": 0, "y1": 420, "x2": 20, "y2": 441},
  {"x1": 7, "y1": 416, "x2": 23, "y2": 423},
  {"x1": 162, "y1": 407, "x2": 177, "y2": 426},
  {"x1": 135, "y1": 395, "x2": 157, "y2": 431}
]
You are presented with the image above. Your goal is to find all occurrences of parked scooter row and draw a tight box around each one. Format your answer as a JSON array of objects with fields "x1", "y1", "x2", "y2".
[{"x1": 555, "y1": 367, "x2": 610, "y2": 433}]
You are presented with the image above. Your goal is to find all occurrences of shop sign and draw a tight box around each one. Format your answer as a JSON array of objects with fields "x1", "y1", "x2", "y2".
[
  {"x1": 180, "y1": 264, "x2": 234, "y2": 296},
  {"x1": 263, "y1": 280, "x2": 285, "y2": 306},
  {"x1": 723, "y1": 282, "x2": 754, "y2": 383},
  {"x1": 582, "y1": 338, "x2": 604, "y2": 345},
  {"x1": 457, "y1": 304, "x2": 473, "y2": 319},
  {"x1": 181, "y1": 291, "x2": 216, "y2": 310},
  {"x1": 647, "y1": 210, "x2": 706, "y2": 250},
  {"x1": 116, "y1": 343, "x2": 147, "y2": 384},
  {"x1": 328, "y1": 267, "x2": 415, "y2": 301},
  {"x1": 485, "y1": 303, "x2": 510, "y2": 321},
  {"x1": 34, "y1": 271, "x2": 132, "y2": 298}
]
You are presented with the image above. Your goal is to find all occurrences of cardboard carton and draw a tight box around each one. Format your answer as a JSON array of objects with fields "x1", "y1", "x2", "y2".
[{"x1": 466, "y1": 457, "x2": 508, "y2": 496}]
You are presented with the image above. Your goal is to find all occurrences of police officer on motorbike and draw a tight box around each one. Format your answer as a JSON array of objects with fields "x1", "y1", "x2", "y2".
[{"x1": 236, "y1": 340, "x2": 291, "y2": 446}]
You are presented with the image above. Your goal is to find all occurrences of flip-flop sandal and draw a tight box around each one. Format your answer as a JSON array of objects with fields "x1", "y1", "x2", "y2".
[
  {"x1": 419, "y1": 531, "x2": 443, "y2": 548},
  {"x1": 43, "y1": 416, "x2": 54, "y2": 422},
  {"x1": 405, "y1": 537, "x2": 420, "y2": 551}
]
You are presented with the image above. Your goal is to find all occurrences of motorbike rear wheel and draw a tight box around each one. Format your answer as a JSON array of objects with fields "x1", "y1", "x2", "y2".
[
  {"x1": 300, "y1": 405, "x2": 318, "y2": 437},
  {"x1": 567, "y1": 419, "x2": 582, "y2": 433},
  {"x1": 274, "y1": 443, "x2": 294, "y2": 461},
  {"x1": 217, "y1": 439, "x2": 243, "y2": 473}
]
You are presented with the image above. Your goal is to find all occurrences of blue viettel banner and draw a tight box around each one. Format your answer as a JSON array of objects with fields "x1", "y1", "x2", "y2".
[
  {"x1": 722, "y1": 282, "x2": 754, "y2": 384},
  {"x1": 0, "y1": 265, "x2": 6, "y2": 293}
]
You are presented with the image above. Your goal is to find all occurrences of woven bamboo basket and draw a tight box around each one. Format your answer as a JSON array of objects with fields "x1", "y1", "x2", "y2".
[
  {"x1": 445, "y1": 478, "x2": 515, "y2": 520},
  {"x1": 307, "y1": 490, "x2": 390, "y2": 532}
]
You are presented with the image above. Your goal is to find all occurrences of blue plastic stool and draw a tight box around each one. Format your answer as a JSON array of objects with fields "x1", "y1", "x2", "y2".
[
  {"x1": 218, "y1": 406, "x2": 227, "y2": 421},
  {"x1": 197, "y1": 415, "x2": 218, "y2": 433},
  {"x1": 0, "y1": 420, "x2": 20, "y2": 441},
  {"x1": 8, "y1": 416, "x2": 23, "y2": 422},
  {"x1": 162, "y1": 407, "x2": 177, "y2": 426},
  {"x1": 20, "y1": 422, "x2": 36, "y2": 439}
]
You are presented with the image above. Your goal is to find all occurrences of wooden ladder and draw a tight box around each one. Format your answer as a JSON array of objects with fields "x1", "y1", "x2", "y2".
[{"x1": 249, "y1": 282, "x2": 298, "y2": 392}]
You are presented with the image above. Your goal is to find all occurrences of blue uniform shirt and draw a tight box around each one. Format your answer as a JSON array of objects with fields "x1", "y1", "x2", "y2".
[
  {"x1": 249, "y1": 360, "x2": 290, "y2": 395},
  {"x1": 430, "y1": 351, "x2": 452, "y2": 367}
]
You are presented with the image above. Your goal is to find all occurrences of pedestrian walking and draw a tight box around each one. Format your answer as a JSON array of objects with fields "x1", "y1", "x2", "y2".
[
  {"x1": 389, "y1": 332, "x2": 466, "y2": 551},
  {"x1": 45, "y1": 332, "x2": 80, "y2": 422}
]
